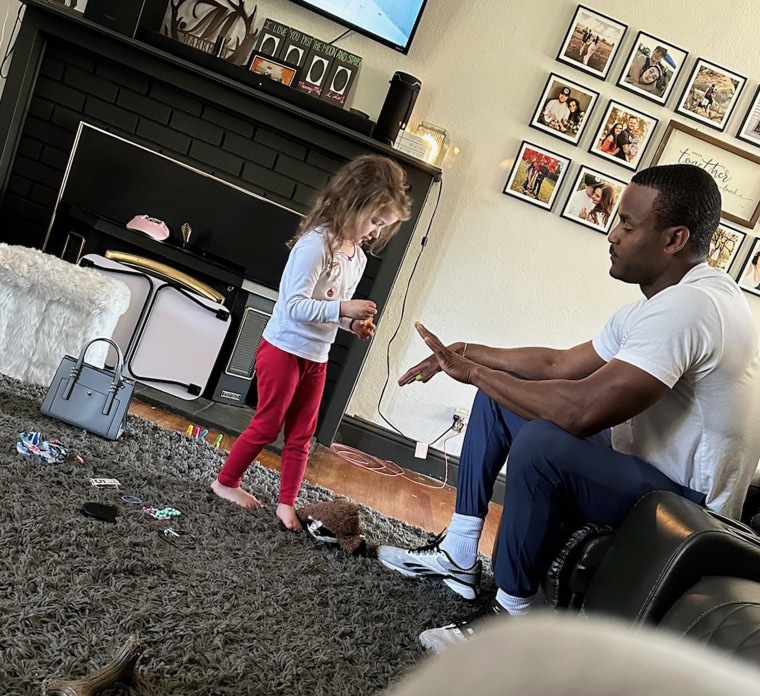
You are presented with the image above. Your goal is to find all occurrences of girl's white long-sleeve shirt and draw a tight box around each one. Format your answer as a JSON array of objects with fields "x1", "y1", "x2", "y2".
[{"x1": 262, "y1": 228, "x2": 366, "y2": 363}]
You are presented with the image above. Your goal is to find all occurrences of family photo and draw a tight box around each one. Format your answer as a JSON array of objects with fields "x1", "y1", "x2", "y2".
[
  {"x1": 556, "y1": 5, "x2": 627, "y2": 79},
  {"x1": 503, "y1": 141, "x2": 570, "y2": 210},
  {"x1": 560, "y1": 167, "x2": 626, "y2": 234},
  {"x1": 676, "y1": 58, "x2": 746, "y2": 131},
  {"x1": 737, "y1": 86, "x2": 760, "y2": 148},
  {"x1": 707, "y1": 223, "x2": 746, "y2": 272},
  {"x1": 617, "y1": 32, "x2": 687, "y2": 105},
  {"x1": 590, "y1": 101, "x2": 658, "y2": 171},
  {"x1": 530, "y1": 73, "x2": 599, "y2": 145},
  {"x1": 738, "y1": 238, "x2": 760, "y2": 297}
]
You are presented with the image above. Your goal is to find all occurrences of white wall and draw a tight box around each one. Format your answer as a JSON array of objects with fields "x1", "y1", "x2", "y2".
[{"x1": 1, "y1": 0, "x2": 760, "y2": 457}]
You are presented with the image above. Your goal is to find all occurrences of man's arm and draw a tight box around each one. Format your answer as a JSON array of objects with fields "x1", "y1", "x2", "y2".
[
  {"x1": 460, "y1": 340, "x2": 604, "y2": 380},
  {"x1": 412, "y1": 323, "x2": 667, "y2": 438},
  {"x1": 470, "y1": 358, "x2": 666, "y2": 437},
  {"x1": 399, "y1": 333, "x2": 604, "y2": 386}
]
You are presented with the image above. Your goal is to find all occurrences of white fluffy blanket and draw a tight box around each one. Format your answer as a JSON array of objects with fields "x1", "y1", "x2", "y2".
[{"x1": 0, "y1": 243, "x2": 131, "y2": 385}]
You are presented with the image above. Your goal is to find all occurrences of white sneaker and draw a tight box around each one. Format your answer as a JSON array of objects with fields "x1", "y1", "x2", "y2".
[
  {"x1": 419, "y1": 598, "x2": 508, "y2": 654},
  {"x1": 376, "y1": 532, "x2": 481, "y2": 601}
]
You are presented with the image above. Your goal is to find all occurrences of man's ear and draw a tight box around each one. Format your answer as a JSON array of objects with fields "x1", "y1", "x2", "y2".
[{"x1": 663, "y1": 225, "x2": 690, "y2": 255}]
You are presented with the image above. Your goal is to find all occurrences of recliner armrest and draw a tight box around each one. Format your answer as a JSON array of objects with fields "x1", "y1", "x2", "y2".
[{"x1": 582, "y1": 491, "x2": 760, "y2": 626}]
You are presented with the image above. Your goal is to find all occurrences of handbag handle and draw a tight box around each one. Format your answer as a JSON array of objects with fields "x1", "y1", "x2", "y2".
[{"x1": 63, "y1": 338, "x2": 126, "y2": 416}]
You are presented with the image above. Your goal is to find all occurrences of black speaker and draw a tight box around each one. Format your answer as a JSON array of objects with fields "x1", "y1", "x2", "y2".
[
  {"x1": 84, "y1": 0, "x2": 168, "y2": 37},
  {"x1": 209, "y1": 288, "x2": 275, "y2": 407},
  {"x1": 373, "y1": 72, "x2": 422, "y2": 146}
]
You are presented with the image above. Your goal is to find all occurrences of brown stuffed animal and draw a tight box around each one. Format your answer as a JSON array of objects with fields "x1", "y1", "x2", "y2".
[{"x1": 296, "y1": 497, "x2": 367, "y2": 556}]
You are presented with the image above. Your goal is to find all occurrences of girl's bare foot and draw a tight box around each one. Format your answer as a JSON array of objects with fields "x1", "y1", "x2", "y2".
[
  {"x1": 277, "y1": 503, "x2": 302, "y2": 532},
  {"x1": 210, "y1": 478, "x2": 262, "y2": 509}
]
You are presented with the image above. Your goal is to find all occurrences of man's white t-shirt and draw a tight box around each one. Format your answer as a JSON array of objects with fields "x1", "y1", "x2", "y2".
[
  {"x1": 542, "y1": 99, "x2": 569, "y2": 127},
  {"x1": 592, "y1": 263, "x2": 760, "y2": 518},
  {"x1": 565, "y1": 188, "x2": 595, "y2": 217}
]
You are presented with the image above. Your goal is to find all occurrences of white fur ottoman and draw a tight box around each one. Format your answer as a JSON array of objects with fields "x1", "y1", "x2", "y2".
[{"x1": 0, "y1": 243, "x2": 131, "y2": 386}]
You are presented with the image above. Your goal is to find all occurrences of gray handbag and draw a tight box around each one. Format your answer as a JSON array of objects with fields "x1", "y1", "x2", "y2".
[{"x1": 41, "y1": 338, "x2": 135, "y2": 440}]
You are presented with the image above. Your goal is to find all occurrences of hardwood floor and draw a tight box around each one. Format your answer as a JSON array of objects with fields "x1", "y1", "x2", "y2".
[{"x1": 129, "y1": 399, "x2": 502, "y2": 555}]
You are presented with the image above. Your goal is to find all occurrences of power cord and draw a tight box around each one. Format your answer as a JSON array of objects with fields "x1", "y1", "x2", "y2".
[
  {"x1": 376, "y1": 178, "x2": 444, "y2": 445},
  {"x1": 0, "y1": 3, "x2": 23, "y2": 80},
  {"x1": 327, "y1": 29, "x2": 352, "y2": 45},
  {"x1": 330, "y1": 427, "x2": 460, "y2": 490}
]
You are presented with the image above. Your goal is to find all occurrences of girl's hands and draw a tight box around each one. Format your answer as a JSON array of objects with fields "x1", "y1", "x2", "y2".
[
  {"x1": 341, "y1": 299, "x2": 377, "y2": 321},
  {"x1": 351, "y1": 317, "x2": 375, "y2": 340}
]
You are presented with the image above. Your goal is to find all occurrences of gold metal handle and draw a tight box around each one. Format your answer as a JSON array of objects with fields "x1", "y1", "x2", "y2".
[{"x1": 104, "y1": 251, "x2": 225, "y2": 303}]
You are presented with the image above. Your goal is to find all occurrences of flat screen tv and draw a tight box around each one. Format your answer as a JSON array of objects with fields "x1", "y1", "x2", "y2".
[{"x1": 287, "y1": 0, "x2": 427, "y2": 54}]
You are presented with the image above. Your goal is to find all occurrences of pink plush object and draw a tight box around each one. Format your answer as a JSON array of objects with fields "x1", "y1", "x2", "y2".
[{"x1": 126, "y1": 215, "x2": 170, "y2": 241}]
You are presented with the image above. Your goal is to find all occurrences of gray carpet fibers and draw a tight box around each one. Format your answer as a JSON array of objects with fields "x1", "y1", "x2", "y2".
[{"x1": 0, "y1": 375, "x2": 481, "y2": 695}]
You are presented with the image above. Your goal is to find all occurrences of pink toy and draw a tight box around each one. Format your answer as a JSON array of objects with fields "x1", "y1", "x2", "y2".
[{"x1": 126, "y1": 215, "x2": 170, "y2": 241}]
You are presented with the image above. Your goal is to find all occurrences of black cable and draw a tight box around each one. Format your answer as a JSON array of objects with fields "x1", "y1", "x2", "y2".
[
  {"x1": 327, "y1": 29, "x2": 351, "y2": 45},
  {"x1": 376, "y1": 178, "x2": 444, "y2": 445},
  {"x1": 0, "y1": 4, "x2": 23, "y2": 80}
]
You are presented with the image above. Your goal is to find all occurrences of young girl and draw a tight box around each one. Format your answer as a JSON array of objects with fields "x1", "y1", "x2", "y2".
[{"x1": 210, "y1": 154, "x2": 412, "y2": 530}]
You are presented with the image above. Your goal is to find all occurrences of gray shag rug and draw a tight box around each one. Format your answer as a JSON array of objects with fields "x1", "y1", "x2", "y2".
[{"x1": 0, "y1": 374, "x2": 485, "y2": 695}]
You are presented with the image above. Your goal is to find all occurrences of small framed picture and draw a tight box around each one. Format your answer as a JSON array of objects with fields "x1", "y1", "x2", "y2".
[
  {"x1": 737, "y1": 86, "x2": 760, "y2": 148},
  {"x1": 560, "y1": 166, "x2": 627, "y2": 234},
  {"x1": 589, "y1": 100, "x2": 659, "y2": 171},
  {"x1": 708, "y1": 222, "x2": 747, "y2": 273},
  {"x1": 675, "y1": 58, "x2": 746, "y2": 131},
  {"x1": 737, "y1": 238, "x2": 760, "y2": 298},
  {"x1": 556, "y1": 5, "x2": 628, "y2": 80},
  {"x1": 249, "y1": 54, "x2": 298, "y2": 86},
  {"x1": 529, "y1": 73, "x2": 599, "y2": 145},
  {"x1": 616, "y1": 32, "x2": 688, "y2": 105},
  {"x1": 503, "y1": 141, "x2": 571, "y2": 211}
]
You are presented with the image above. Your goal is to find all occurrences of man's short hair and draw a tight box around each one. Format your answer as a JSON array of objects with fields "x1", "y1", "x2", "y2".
[
  {"x1": 631, "y1": 164, "x2": 720, "y2": 258},
  {"x1": 653, "y1": 46, "x2": 668, "y2": 57}
]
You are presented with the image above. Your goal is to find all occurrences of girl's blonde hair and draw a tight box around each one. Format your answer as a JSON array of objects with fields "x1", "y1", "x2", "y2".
[{"x1": 288, "y1": 154, "x2": 413, "y2": 259}]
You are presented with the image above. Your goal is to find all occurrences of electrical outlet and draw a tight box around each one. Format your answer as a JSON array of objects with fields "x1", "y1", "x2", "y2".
[{"x1": 452, "y1": 406, "x2": 470, "y2": 432}]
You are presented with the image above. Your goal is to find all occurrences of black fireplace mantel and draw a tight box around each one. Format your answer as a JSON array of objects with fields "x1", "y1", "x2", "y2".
[{"x1": 0, "y1": 0, "x2": 442, "y2": 447}]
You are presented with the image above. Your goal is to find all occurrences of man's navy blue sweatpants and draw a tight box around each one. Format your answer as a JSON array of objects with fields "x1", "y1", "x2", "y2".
[{"x1": 456, "y1": 389, "x2": 705, "y2": 597}]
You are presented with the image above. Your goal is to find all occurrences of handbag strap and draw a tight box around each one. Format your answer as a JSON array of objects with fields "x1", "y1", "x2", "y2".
[{"x1": 63, "y1": 338, "x2": 127, "y2": 417}]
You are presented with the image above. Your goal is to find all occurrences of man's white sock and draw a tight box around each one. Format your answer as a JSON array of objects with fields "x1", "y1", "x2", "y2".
[
  {"x1": 496, "y1": 588, "x2": 534, "y2": 616},
  {"x1": 439, "y1": 513, "x2": 483, "y2": 569}
]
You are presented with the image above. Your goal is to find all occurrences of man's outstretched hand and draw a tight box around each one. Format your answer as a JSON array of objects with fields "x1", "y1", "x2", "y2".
[{"x1": 398, "y1": 322, "x2": 473, "y2": 386}]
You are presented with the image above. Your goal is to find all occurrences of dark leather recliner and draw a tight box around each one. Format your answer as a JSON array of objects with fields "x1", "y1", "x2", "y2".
[
  {"x1": 540, "y1": 471, "x2": 760, "y2": 611},
  {"x1": 578, "y1": 490, "x2": 760, "y2": 664}
]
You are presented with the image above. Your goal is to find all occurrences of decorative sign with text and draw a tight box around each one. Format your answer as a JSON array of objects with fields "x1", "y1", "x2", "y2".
[{"x1": 651, "y1": 120, "x2": 760, "y2": 227}]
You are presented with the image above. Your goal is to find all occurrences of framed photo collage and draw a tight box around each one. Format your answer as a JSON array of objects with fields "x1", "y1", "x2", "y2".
[{"x1": 503, "y1": 3, "x2": 760, "y2": 285}]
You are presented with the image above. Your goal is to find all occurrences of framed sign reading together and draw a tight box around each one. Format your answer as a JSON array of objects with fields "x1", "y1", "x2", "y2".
[{"x1": 651, "y1": 121, "x2": 760, "y2": 227}]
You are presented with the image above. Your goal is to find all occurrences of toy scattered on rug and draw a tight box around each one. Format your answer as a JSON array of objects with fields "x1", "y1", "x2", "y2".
[
  {"x1": 81, "y1": 502, "x2": 119, "y2": 523},
  {"x1": 42, "y1": 634, "x2": 145, "y2": 696},
  {"x1": 16, "y1": 431, "x2": 68, "y2": 463},
  {"x1": 296, "y1": 497, "x2": 367, "y2": 556}
]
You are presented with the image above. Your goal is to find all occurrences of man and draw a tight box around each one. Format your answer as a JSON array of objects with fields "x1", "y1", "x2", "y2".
[
  {"x1": 541, "y1": 87, "x2": 571, "y2": 131},
  {"x1": 615, "y1": 116, "x2": 638, "y2": 162},
  {"x1": 565, "y1": 173, "x2": 604, "y2": 217},
  {"x1": 701, "y1": 83, "x2": 717, "y2": 113},
  {"x1": 377, "y1": 164, "x2": 760, "y2": 653}
]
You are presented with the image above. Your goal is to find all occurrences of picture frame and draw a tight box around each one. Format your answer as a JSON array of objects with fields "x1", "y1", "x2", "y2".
[
  {"x1": 675, "y1": 57, "x2": 746, "y2": 132},
  {"x1": 737, "y1": 85, "x2": 760, "y2": 148},
  {"x1": 651, "y1": 120, "x2": 760, "y2": 227},
  {"x1": 249, "y1": 54, "x2": 298, "y2": 86},
  {"x1": 503, "y1": 141, "x2": 571, "y2": 211},
  {"x1": 708, "y1": 222, "x2": 747, "y2": 273},
  {"x1": 589, "y1": 100, "x2": 659, "y2": 171},
  {"x1": 556, "y1": 5, "x2": 628, "y2": 80},
  {"x1": 616, "y1": 32, "x2": 688, "y2": 105},
  {"x1": 737, "y1": 237, "x2": 760, "y2": 298},
  {"x1": 529, "y1": 73, "x2": 599, "y2": 145},
  {"x1": 560, "y1": 166, "x2": 627, "y2": 234}
]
